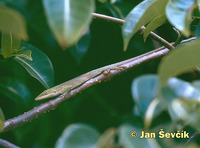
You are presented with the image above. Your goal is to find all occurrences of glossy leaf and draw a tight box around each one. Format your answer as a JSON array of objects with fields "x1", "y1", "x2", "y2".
[
  {"x1": 143, "y1": 14, "x2": 167, "y2": 42},
  {"x1": 166, "y1": 0, "x2": 196, "y2": 36},
  {"x1": 0, "y1": 108, "x2": 5, "y2": 132},
  {"x1": 158, "y1": 39, "x2": 200, "y2": 86},
  {"x1": 160, "y1": 78, "x2": 200, "y2": 123},
  {"x1": 144, "y1": 98, "x2": 161, "y2": 129},
  {"x1": 1, "y1": 31, "x2": 21, "y2": 58},
  {"x1": 14, "y1": 42, "x2": 54, "y2": 89},
  {"x1": 131, "y1": 74, "x2": 162, "y2": 117},
  {"x1": 96, "y1": 128, "x2": 118, "y2": 148},
  {"x1": 0, "y1": 5, "x2": 28, "y2": 40},
  {"x1": 161, "y1": 78, "x2": 200, "y2": 102},
  {"x1": 199, "y1": 0, "x2": 200, "y2": 12},
  {"x1": 171, "y1": 98, "x2": 200, "y2": 130},
  {"x1": 13, "y1": 50, "x2": 33, "y2": 61},
  {"x1": 107, "y1": 3, "x2": 124, "y2": 19},
  {"x1": 55, "y1": 123, "x2": 100, "y2": 148},
  {"x1": 43, "y1": 0, "x2": 95, "y2": 49},
  {"x1": 0, "y1": 77, "x2": 31, "y2": 103},
  {"x1": 122, "y1": 0, "x2": 168, "y2": 50}
]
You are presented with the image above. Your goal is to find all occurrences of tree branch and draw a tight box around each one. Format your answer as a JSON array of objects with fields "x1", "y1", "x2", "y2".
[
  {"x1": 1, "y1": 37, "x2": 196, "y2": 133},
  {"x1": 1, "y1": 45, "x2": 169, "y2": 133},
  {"x1": 0, "y1": 15, "x2": 195, "y2": 133},
  {"x1": 92, "y1": 13, "x2": 174, "y2": 50}
]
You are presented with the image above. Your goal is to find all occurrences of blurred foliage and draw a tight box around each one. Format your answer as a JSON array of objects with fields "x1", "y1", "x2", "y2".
[
  {"x1": 43, "y1": 0, "x2": 95, "y2": 49},
  {"x1": 1, "y1": 0, "x2": 200, "y2": 147},
  {"x1": 166, "y1": 0, "x2": 196, "y2": 37},
  {"x1": 143, "y1": 14, "x2": 167, "y2": 42},
  {"x1": 0, "y1": 108, "x2": 5, "y2": 132},
  {"x1": 122, "y1": 0, "x2": 168, "y2": 50}
]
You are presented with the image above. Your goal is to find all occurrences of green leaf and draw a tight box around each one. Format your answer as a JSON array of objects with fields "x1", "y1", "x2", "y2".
[
  {"x1": 161, "y1": 78, "x2": 200, "y2": 103},
  {"x1": 106, "y1": 3, "x2": 124, "y2": 19},
  {"x1": 13, "y1": 50, "x2": 33, "y2": 61},
  {"x1": 14, "y1": 42, "x2": 54, "y2": 89},
  {"x1": 198, "y1": 0, "x2": 200, "y2": 12},
  {"x1": 43, "y1": 0, "x2": 95, "y2": 49},
  {"x1": 0, "y1": 108, "x2": 5, "y2": 132},
  {"x1": 158, "y1": 39, "x2": 200, "y2": 86},
  {"x1": 143, "y1": 14, "x2": 167, "y2": 42},
  {"x1": 96, "y1": 128, "x2": 118, "y2": 148},
  {"x1": 166, "y1": 0, "x2": 196, "y2": 37},
  {"x1": 171, "y1": 98, "x2": 200, "y2": 131},
  {"x1": 55, "y1": 123, "x2": 100, "y2": 148},
  {"x1": 0, "y1": 5, "x2": 28, "y2": 40},
  {"x1": 0, "y1": 77, "x2": 31, "y2": 103},
  {"x1": 1, "y1": 31, "x2": 21, "y2": 58},
  {"x1": 122, "y1": 0, "x2": 168, "y2": 50},
  {"x1": 131, "y1": 74, "x2": 162, "y2": 117},
  {"x1": 160, "y1": 78, "x2": 200, "y2": 124}
]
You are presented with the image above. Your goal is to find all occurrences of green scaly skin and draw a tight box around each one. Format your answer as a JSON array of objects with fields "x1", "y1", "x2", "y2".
[{"x1": 35, "y1": 57, "x2": 137, "y2": 101}]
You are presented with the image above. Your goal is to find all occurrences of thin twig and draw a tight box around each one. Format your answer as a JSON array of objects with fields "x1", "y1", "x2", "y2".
[
  {"x1": 0, "y1": 138, "x2": 20, "y2": 148},
  {"x1": 92, "y1": 13, "x2": 175, "y2": 50},
  {"x1": 93, "y1": 13, "x2": 124, "y2": 24},
  {"x1": 185, "y1": 132, "x2": 200, "y2": 145},
  {"x1": 1, "y1": 37, "x2": 195, "y2": 133}
]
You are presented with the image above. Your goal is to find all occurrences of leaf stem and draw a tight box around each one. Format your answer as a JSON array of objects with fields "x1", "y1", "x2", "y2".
[
  {"x1": 92, "y1": 13, "x2": 124, "y2": 24},
  {"x1": 92, "y1": 13, "x2": 174, "y2": 50}
]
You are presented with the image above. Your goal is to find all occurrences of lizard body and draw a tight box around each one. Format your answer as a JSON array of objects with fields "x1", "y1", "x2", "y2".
[{"x1": 35, "y1": 56, "x2": 138, "y2": 101}]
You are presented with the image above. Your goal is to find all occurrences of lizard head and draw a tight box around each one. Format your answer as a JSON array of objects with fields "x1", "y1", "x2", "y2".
[{"x1": 35, "y1": 88, "x2": 60, "y2": 101}]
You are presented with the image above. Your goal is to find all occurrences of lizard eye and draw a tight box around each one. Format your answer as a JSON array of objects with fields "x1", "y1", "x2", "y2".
[{"x1": 45, "y1": 91, "x2": 49, "y2": 95}]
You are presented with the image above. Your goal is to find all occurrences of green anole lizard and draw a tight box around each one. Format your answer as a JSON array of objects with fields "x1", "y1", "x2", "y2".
[
  {"x1": 35, "y1": 47, "x2": 163, "y2": 101},
  {"x1": 35, "y1": 60, "x2": 128, "y2": 101},
  {"x1": 35, "y1": 57, "x2": 137, "y2": 101}
]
